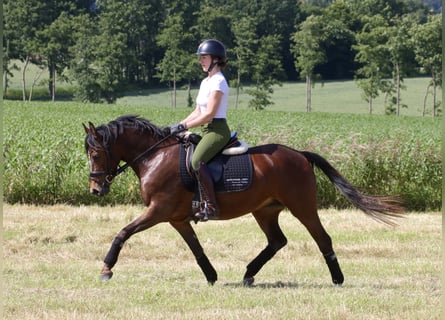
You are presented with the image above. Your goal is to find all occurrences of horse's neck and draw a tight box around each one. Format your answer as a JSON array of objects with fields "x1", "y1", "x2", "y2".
[{"x1": 119, "y1": 134, "x2": 177, "y2": 167}]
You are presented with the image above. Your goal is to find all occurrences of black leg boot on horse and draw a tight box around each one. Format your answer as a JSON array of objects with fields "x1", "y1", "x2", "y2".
[{"x1": 195, "y1": 161, "x2": 219, "y2": 221}]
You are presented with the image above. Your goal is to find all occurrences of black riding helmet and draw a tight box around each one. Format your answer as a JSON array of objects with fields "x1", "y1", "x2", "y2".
[{"x1": 196, "y1": 39, "x2": 227, "y2": 72}]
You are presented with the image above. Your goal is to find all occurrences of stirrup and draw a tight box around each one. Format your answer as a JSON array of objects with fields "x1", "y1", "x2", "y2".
[
  {"x1": 195, "y1": 201, "x2": 209, "y2": 221},
  {"x1": 194, "y1": 201, "x2": 215, "y2": 221},
  {"x1": 194, "y1": 211, "x2": 209, "y2": 222}
]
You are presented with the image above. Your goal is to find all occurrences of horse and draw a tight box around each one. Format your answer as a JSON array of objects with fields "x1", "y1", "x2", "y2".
[{"x1": 83, "y1": 114, "x2": 404, "y2": 286}]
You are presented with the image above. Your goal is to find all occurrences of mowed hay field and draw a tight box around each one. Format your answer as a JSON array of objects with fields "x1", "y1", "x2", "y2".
[{"x1": 3, "y1": 204, "x2": 441, "y2": 320}]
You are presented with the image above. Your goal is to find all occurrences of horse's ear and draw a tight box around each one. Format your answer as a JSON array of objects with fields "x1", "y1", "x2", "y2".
[
  {"x1": 88, "y1": 122, "x2": 99, "y2": 138},
  {"x1": 82, "y1": 123, "x2": 89, "y2": 134}
]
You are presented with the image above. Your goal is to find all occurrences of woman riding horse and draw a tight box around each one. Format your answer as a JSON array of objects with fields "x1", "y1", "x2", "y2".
[{"x1": 84, "y1": 115, "x2": 404, "y2": 286}]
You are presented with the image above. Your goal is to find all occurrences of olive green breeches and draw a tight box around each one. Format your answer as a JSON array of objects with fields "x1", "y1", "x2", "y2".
[{"x1": 191, "y1": 120, "x2": 231, "y2": 171}]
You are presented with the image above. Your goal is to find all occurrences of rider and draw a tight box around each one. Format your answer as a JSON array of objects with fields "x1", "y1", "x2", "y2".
[{"x1": 167, "y1": 39, "x2": 231, "y2": 221}]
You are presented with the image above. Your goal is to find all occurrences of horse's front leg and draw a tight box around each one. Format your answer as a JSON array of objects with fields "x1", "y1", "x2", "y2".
[
  {"x1": 100, "y1": 236, "x2": 124, "y2": 281},
  {"x1": 100, "y1": 205, "x2": 164, "y2": 281},
  {"x1": 170, "y1": 220, "x2": 217, "y2": 285}
]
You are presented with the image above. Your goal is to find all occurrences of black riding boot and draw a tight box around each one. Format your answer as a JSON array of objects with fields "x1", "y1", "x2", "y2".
[{"x1": 195, "y1": 161, "x2": 219, "y2": 221}]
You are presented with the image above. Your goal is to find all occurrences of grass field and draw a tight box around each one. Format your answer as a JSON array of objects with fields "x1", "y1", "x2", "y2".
[{"x1": 3, "y1": 205, "x2": 441, "y2": 320}]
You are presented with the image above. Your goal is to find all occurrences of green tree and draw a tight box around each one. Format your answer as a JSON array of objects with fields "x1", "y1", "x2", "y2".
[
  {"x1": 38, "y1": 1, "x2": 90, "y2": 100},
  {"x1": 231, "y1": 17, "x2": 256, "y2": 109},
  {"x1": 82, "y1": 0, "x2": 154, "y2": 102},
  {"x1": 156, "y1": 13, "x2": 197, "y2": 108},
  {"x1": 225, "y1": 0, "x2": 300, "y2": 81},
  {"x1": 38, "y1": 12, "x2": 76, "y2": 101},
  {"x1": 93, "y1": 27, "x2": 127, "y2": 103},
  {"x1": 292, "y1": 10, "x2": 354, "y2": 112},
  {"x1": 411, "y1": 14, "x2": 442, "y2": 117},
  {"x1": 320, "y1": 0, "x2": 358, "y2": 79},
  {"x1": 347, "y1": 0, "x2": 429, "y2": 20},
  {"x1": 4, "y1": 0, "x2": 91, "y2": 100},
  {"x1": 70, "y1": 25, "x2": 123, "y2": 103},
  {"x1": 4, "y1": 0, "x2": 436, "y2": 103},
  {"x1": 4, "y1": 0, "x2": 46, "y2": 100},
  {"x1": 196, "y1": 1, "x2": 232, "y2": 45},
  {"x1": 70, "y1": 0, "x2": 167, "y2": 102},
  {"x1": 246, "y1": 34, "x2": 284, "y2": 110},
  {"x1": 291, "y1": 15, "x2": 326, "y2": 112},
  {"x1": 353, "y1": 15, "x2": 391, "y2": 114},
  {"x1": 68, "y1": 14, "x2": 102, "y2": 103},
  {"x1": 113, "y1": 0, "x2": 165, "y2": 85},
  {"x1": 385, "y1": 16, "x2": 417, "y2": 115}
]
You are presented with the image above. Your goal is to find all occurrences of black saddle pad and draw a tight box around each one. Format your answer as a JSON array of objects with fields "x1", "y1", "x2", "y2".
[{"x1": 179, "y1": 144, "x2": 253, "y2": 193}]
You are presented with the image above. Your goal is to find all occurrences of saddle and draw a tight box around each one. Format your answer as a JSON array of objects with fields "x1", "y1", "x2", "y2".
[{"x1": 178, "y1": 131, "x2": 253, "y2": 194}]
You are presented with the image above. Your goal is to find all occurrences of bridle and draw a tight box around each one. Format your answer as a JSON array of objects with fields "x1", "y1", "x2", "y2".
[{"x1": 88, "y1": 134, "x2": 174, "y2": 186}]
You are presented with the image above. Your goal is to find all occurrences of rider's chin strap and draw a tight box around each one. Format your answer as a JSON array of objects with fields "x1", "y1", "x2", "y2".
[
  {"x1": 207, "y1": 55, "x2": 221, "y2": 73},
  {"x1": 207, "y1": 62, "x2": 216, "y2": 73}
]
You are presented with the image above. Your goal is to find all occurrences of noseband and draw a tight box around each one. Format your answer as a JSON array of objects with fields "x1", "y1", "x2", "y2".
[{"x1": 89, "y1": 167, "x2": 118, "y2": 185}]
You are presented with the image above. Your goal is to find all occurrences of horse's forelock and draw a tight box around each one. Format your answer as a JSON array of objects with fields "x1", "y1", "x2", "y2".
[{"x1": 85, "y1": 129, "x2": 108, "y2": 152}]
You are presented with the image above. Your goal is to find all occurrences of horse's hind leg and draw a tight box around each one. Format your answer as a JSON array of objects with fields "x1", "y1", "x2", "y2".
[
  {"x1": 243, "y1": 206, "x2": 288, "y2": 286},
  {"x1": 291, "y1": 208, "x2": 344, "y2": 286}
]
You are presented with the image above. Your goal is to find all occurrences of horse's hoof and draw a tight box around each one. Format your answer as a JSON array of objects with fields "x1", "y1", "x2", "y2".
[
  {"x1": 243, "y1": 277, "x2": 254, "y2": 286},
  {"x1": 101, "y1": 271, "x2": 113, "y2": 282},
  {"x1": 332, "y1": 278, "x2": 343, "y2": 287}
]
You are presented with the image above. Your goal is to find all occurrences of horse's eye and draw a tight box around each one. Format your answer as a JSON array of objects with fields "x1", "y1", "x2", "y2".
[{"x1": 89, "y1": 151, "x2": 101, "y2": 161}]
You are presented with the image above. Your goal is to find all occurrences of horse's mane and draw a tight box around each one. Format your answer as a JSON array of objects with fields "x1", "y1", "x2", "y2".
[{"x1": 85, "y1": 114, "x2": 166, "y2": 149}]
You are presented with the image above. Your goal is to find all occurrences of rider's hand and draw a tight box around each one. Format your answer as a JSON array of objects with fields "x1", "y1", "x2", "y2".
[{"x1": 165, "y1": 123, "x2": 187, "y2": 135}]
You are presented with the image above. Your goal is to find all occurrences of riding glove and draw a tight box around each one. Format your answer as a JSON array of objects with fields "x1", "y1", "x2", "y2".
[{"x1": 167, "y1": 123, "x2": 187, "y2": 135}]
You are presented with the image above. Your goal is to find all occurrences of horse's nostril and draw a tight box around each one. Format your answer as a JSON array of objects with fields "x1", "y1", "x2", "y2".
[{"x1": 90, "y1": 186, "x2": 109, "y2": 196}]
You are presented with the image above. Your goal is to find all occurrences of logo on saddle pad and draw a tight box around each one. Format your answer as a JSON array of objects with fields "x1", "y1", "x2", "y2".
[{"x1": 179, "y1": 136, "x2": 253, "y2": 193}]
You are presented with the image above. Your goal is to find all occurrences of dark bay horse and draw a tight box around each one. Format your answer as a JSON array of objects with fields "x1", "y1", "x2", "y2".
[{"x1": 83, "y1": 115, "x2": 403, "y2": 286}]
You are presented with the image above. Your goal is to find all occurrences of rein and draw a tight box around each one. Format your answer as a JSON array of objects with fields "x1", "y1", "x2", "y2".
[
  {"x1": 89, "y1": 134, "x2": 174, "y2": 183},
  {"x1": 116, "y1": 135, "x2": 173, "y2": 175}
]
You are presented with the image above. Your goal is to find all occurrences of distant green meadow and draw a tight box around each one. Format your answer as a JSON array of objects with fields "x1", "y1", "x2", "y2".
[
  {"x1": 5, "y1": 62, "x2": 441, "y2": 116},
  {"x1": 117, "y1": 78, "x2": 441, "y2": 116},
  {"x1": 3, "y1": 99, "x2": 440, "y2": 210}
]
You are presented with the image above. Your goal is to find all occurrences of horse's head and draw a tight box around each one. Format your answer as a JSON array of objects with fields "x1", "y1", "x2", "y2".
[
  {"x1": 83, "y1": 121, "x2": 120, "y2": 196},
  {"x1": 83, "y1": 115, "x2": 172, "y2": 197}
]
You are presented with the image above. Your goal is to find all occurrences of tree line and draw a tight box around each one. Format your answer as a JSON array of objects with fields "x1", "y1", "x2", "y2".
[{"x1": 3, "y1": 0, "x2": 442, "y2": 115}]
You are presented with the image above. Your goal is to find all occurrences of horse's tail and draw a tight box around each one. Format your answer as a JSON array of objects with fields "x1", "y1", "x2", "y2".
[{"x1": 300, "y1": 150, "x2": 404, "y2": 225}]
